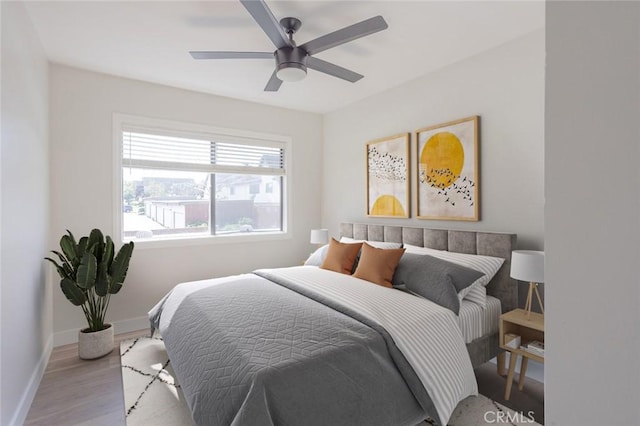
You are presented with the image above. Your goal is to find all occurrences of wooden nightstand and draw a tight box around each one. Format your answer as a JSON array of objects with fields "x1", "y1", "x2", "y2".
[{"x1": 499, "y1": 308, "x2": 544, "y2": 400}]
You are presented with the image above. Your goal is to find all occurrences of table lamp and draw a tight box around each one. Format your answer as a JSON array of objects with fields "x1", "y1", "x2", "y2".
[
  {"x1": 510, "y1": 250, "x2": 544, "y2": 320},
  {"x1": 310, "y1": 229, "x2": 329, "y2": 246}
]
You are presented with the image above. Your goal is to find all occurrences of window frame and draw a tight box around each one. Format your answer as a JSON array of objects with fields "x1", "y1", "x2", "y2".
[{"x1": 113, "y1": 113, "x2": 292, "y2": 248}]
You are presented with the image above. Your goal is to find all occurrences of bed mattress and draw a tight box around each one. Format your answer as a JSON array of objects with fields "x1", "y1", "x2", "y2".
[{"x1": 458, "y1": 295, "x2": 501, "y2": 344}]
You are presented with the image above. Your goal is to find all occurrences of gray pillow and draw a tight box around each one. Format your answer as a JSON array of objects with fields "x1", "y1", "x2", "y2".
[{"x1": 392, "y1": 253, "x2": 485, "y2": 314}]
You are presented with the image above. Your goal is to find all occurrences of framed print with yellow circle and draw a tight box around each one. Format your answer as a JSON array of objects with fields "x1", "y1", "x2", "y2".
[
  {"x1": 416, "y1": 116, "x2": 479, "y2": 221},
  {"x1": 366, "y1": 133, "x2": 410, "y2": 218}
]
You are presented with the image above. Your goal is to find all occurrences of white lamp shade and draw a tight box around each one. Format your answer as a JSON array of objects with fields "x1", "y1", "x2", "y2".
[
  {"x1": 510, "y1": 250, "x2": 545, "y2": 283},
  {"x1": 310, "y1": 229, "x2": 329, "y2": 245}
]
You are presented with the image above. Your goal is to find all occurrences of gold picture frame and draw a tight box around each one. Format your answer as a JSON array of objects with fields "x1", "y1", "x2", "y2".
[
  {"x1": 366, "y1": 133, "x2": 410, "y2": 218},
  {"x1": 416, "y1": 116, "x2": 479, "y2": 221}
]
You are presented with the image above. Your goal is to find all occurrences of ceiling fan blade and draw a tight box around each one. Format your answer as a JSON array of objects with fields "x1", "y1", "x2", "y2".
[
  {"x1": 300, "y1": 16, "x2": 388, "y2": 55},
  {"x1": 264, "y1": 70, "x2": 283, "y2": 92},
  {"x1": 307, "y1": 57, "x2": 363, "y2": 83},
  {"x1": 190, "y1": 51, "x2": 274, "y2": 60},
  {"x1": 240, "y1": 0, "x2": 292, "y2": 49}
]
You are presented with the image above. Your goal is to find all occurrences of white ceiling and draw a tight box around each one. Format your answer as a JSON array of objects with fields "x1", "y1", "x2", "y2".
[{"x1": 25, "y1": 1, "x2": 544, "y2": 114}]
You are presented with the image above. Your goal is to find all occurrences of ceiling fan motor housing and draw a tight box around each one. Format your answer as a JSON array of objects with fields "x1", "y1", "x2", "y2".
[
  {"x1": 275, "y1": 47, "x2": 308, "y2": 73},
  {"x1": 275, "y1": 47, "x2": 308, "y2": 81}
]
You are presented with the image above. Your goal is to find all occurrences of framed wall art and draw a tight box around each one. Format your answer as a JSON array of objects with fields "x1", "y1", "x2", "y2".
[
  {"x1": 416, "y1": 116, "x2": 479, "y2": 221},
  {"x1": 366, "y1": 133, "x2": 410, "y2": 218}
]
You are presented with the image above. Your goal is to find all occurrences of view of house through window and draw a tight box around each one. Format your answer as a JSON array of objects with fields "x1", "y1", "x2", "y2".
[{"x1": 121, "y1": 128, "x2": 285, "y2": 241}]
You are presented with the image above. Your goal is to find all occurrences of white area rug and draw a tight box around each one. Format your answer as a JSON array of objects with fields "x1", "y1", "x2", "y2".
[
  {"x1": 120, "y1": 336, "x2": 194, "y2": 426},
  {"x1": 120, "y1": 336, "x2": 541, "y2": 426},
  {"x1": 445, "y1": 396, "x2": 541, "y2": 426}
]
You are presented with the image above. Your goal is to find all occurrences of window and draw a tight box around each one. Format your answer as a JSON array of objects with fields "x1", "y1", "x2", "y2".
[{"x1": 117, "y1": 116, "x2": 289, "y2": 243}]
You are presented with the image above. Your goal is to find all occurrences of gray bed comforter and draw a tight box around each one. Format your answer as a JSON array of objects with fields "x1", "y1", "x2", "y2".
[{"x1": 149, "y1": 269, "x2": 450, "y2": 426}]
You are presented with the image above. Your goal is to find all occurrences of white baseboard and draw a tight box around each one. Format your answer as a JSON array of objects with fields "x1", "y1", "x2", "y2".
[
  {"x1": 9, "y1": 334, "x2": 53, "y2": 426},
  {"x1": 53, "y1": 316, "x2": 149, "y2": 347},
  {"x1": 490, "y1": 353, "x2": 544, "y2": 383}
]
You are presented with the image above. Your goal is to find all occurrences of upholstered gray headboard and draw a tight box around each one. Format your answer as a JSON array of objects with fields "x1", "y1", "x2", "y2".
[{"x1": 339, "y1": 223, "x2": 517, "y2": 313}]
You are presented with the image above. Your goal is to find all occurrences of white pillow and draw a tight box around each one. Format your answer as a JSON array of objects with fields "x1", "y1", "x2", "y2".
[
  {"x1": 340, "y1": 236, "x2": 403, "y2": 249},
  {"x1": 403, "y1": 244, "x2": 504, "y2": 308},
  {"x1": 304, "y1": 244, "x2": 329, "y2": 266}
]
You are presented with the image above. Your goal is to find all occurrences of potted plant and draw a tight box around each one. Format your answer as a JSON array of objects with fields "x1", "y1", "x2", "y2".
[{"x1": 45, "y1": 229, "x2": 134, "y2": 359}]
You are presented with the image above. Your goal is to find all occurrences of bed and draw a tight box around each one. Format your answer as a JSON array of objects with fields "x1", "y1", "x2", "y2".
[{"x1": 149, "y1": 222, "x2": 516, "y2": 426}]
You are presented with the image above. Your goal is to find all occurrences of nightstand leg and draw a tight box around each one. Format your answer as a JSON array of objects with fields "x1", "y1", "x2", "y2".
[
  {"x1": 534, "y1": 285, "x2": 545, "y2": 314},
  {"x1": 518, "y1": 357, "x2": 529, "y2": 391},
  {"x1": 505, "y1": 352, "x2": 518, "y2": 400},
  {"x1": 497, "y1": 352, "x2": 507, "y2": 376}
]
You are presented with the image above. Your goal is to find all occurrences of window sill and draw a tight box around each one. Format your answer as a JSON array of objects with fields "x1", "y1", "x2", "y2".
[{"x1": 122, "y1": 231, "x2": 291, "y2": 250}]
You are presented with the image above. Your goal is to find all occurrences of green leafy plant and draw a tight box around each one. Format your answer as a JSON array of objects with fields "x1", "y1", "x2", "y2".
[{"x1": 45, "y1": 229, "x2": 135, "y2": 332}]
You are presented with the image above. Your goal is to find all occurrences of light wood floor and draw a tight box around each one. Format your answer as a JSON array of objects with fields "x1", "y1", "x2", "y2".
[
  {"x1": 25, "y1": 329, "x2": 147, "y2": 426},
  {"x1": 26, "y1": 330, "x2": 544, "y2": 425}
]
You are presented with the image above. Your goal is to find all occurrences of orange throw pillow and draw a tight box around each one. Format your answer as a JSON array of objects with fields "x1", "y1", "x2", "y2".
[
  {"x1": 320, "y1": 238, "x2": 363, "y2": 274},
  {"x1": 353, "y1": 243, "x2": 406, "y2": 288}
]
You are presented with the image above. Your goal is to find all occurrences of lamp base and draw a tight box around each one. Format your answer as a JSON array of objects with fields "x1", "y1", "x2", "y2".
[{"x1": 524, "y1": 281, "x2": 544, "y2": 320}]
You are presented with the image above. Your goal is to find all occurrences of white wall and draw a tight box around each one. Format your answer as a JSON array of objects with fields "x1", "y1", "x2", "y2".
[
  {"x1": 545, "y1": 2, "x2": 640, "y2": 425},
  {"x1": 322, "y1": 30, "x2": 545, "y2": 251},
  {"x1": 0, "y1": 2, "x2": 51, "y2": 424},
  {"x1": 49, "y1": 65, "x2": 323, "y2": 342}
]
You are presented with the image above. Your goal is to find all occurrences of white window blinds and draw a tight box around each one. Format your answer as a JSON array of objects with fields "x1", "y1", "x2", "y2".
[{"x1": 122, "y1": 130, "x2": 285, "y2": 176}]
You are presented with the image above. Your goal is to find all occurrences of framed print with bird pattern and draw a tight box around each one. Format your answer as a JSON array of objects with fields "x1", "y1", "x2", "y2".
[
  {"x1": 416, "y1": 116, "x2": 479, "y2": 221},
  {"x1": 366, "y1": 133, "x2": 410, "y2": 218}
]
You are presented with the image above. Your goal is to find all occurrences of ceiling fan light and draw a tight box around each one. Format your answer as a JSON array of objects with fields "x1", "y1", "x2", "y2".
[{"x1": 276, "y1": 64, "x2": 307, "y2": 82}]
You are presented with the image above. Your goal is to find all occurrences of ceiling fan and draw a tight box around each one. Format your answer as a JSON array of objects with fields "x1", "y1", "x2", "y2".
[{"x1": 189, "y1": 0, "x2": 388, "y2": 92}]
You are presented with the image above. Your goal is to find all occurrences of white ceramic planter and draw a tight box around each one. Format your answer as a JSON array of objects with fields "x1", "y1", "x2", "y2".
[{"x1": 78, "y1": 323, "x2": 114, "y2": 360}]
